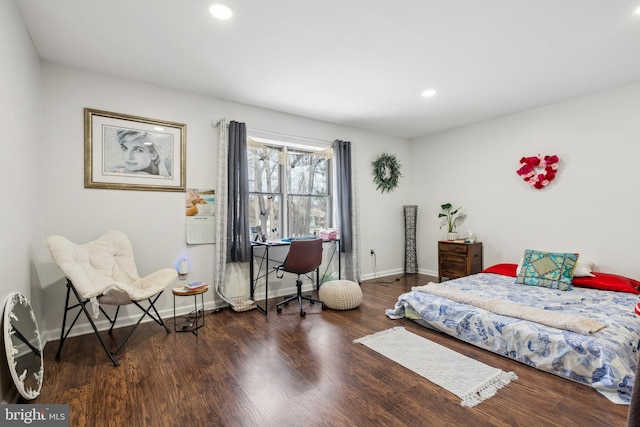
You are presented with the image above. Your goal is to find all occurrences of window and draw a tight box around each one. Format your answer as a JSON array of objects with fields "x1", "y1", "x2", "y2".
[{"x1": 248, "y1": 137, "x2": 331, "y2": 239}]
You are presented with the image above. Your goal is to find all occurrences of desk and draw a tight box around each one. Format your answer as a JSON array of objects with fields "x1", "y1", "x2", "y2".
[{"x1": 250, "y1": 239, "x2": 340, "y2": 315}]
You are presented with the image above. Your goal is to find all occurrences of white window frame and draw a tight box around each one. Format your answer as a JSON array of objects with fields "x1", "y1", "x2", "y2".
[{"x1": 248, "y1": 135, "x2": 332, "y2": 239}]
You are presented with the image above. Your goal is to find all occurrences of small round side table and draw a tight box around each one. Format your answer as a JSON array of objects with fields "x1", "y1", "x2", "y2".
[{"x1": 172, "y1": 285, "x2": 208, "y2": 335}]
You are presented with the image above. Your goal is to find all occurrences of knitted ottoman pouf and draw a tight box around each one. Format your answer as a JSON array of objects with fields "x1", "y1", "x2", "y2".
[{"x1": 319, "y1": 280, "x2": 362, "y2": 310}]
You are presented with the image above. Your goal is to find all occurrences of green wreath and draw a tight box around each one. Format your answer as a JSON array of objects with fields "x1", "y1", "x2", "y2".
[{"x1": 372, "y1": 153, "x2": 402, "y2": 193}]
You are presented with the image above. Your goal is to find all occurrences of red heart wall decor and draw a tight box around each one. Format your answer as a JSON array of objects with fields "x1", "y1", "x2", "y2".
[{"x1": 516, "y1": 154, "x2": 559, "y2": 189}]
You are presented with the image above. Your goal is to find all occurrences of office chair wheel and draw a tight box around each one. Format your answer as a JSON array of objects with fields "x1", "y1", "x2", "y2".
[
  {"x1": 277, "y1": 306, "x2": 283, "y2": 314},
  {"x1": 300, "y1": 310, "x2": 306, "y2": 317}
]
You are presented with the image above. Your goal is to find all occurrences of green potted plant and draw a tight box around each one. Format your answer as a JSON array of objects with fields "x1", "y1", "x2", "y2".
[{"x1": 438, "y1": 203, "x2": 466, "y2": 240}]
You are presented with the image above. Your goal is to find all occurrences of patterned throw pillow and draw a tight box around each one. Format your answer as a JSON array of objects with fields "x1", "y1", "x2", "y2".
[{"x1": 515, "y1": 249, "x2": 578, "y2": 291}]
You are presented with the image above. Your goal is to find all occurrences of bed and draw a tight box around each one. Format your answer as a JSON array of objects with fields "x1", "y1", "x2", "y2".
[{"x1": 385, "y1": 261, "x2": 640, "y2": 404}]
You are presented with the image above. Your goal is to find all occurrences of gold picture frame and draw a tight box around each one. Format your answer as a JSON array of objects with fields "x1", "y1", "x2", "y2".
[{"x1": 84, "y1": 108, "x2": 186, "y2": 192}]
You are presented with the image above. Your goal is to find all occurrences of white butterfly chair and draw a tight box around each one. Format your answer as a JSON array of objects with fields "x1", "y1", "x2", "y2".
[{"x1": 46, "y1": 230, "x2": 177, "y2": 366}]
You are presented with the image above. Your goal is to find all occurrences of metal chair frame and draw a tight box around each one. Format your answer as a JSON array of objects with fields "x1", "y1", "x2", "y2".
[
  {"x1": 56, "y1": 279, "x2": 170, "y2": 367},
  {"x1": 275, "y1": 239, "x2": 325, "y2": 317}
]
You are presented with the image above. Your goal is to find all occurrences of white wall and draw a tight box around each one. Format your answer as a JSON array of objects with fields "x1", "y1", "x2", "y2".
[
  {"x1": 33, "y1": 63, "x2": 412, "y2": 342},
  {"x1": 0, "y1": 0, "x2": 42, "y2": 403},
  {"x1": 11, "y1": 0, "x2": 640, "y2": 392},
  {"x1": 411, "y1": 82, "x2": 640, "y2": 278}
]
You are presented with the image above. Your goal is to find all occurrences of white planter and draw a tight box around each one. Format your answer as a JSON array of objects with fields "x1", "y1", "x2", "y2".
[{"x1": 447, "y1": 232, "x2": 458, "y2": 241}]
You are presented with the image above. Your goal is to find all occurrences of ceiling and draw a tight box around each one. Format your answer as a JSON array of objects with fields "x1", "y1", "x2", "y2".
[{"x1": 14, "y1": 0, "x2": 640, "y2": 139}]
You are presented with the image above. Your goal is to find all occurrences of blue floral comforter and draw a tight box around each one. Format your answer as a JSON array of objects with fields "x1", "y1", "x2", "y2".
[{"x1": 385, "y1": 273, "x2": 640, "y2": 404}]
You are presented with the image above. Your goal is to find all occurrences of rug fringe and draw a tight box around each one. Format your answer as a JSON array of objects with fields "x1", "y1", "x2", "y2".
[
  {"x1": 353, "y1": 326, "x2": 405, "y2": 344},
  {"x1": 460, "y1": 371, "x2": 518, "y2": 407}
]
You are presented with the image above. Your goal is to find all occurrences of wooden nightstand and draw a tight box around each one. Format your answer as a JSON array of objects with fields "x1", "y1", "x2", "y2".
[{"x1": 438, "y1": 241, "x2": 483, "y2": 282}]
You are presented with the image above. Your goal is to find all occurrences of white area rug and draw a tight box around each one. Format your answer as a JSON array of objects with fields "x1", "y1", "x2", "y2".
[{"x1": 354, "y1": 327, "x2": 517, "y2": 407}]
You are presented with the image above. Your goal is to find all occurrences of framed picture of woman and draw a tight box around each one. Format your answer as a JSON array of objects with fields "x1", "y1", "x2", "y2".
[{"x1": 84, "y1": 108, "x2": 186, "y2": 192}]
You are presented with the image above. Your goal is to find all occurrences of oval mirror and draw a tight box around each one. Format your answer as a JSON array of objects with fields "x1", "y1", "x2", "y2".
[{"x1": 4, "y1": 292, "x2": 43, "y2": 399}]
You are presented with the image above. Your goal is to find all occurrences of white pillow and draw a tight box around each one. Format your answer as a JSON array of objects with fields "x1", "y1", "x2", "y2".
[{"x1": 573, "y1": 260, "x2": 595, "y2": 277}]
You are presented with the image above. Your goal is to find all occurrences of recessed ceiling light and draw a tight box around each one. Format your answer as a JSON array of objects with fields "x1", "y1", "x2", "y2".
[
  {"x1": 421, "y1": 89, "x2": 437, "y2": 98},
  {"x1": 636, "y1": 6, "x2": 640, "y2": 15},
  {"x1": 209, "y1": 4, "x2": 233, "y2": 20}
]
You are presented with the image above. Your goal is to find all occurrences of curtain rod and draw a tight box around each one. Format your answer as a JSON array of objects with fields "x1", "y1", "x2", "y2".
[
  {"x1": 211, "y1": 119, "x2": 332, "y2": 145},
  {"x1": 247, "y1": 127, "x2": 332, "y2": 145}
]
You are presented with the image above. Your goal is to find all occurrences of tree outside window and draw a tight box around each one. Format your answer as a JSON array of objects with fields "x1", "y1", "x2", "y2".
[{"x1": 248, "y1": 139, "x2": 330, "y2": 239}]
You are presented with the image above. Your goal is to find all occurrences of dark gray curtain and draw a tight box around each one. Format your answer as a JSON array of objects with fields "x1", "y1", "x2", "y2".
[
  {"x1": 333, "y1": 139, "x2": 352, "y2": 253},
  {"x1": 227, "y1": 121, "x2": 250, "y2": 262}
]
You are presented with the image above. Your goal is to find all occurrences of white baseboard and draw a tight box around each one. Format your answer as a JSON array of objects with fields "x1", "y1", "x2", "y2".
[
  {"x1": 40, "y1": 298, "x2": 227, "y2": 345},
  {"x1": 360, "y1": 267, "x2": 437, "y2": 282},
  {"x1": 418, "y1": 268, "x2": 438, "y2": 277},
  {"x1": 40, "y1": 283, "x2": 313, "y2": 345},
  {"x1": 360, "y1": 268, "x2": 403, "y2": 281},
  {"x1": 40, "y1": 269, "x2": 439, "y2": 346}
]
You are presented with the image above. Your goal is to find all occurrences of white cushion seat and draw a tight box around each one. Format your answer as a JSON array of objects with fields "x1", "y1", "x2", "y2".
[
  {"x1": 319, "y1": 280, "x2": 362, "y2": 310},
  {"x1": 45, "y1": 230, "x2": 177, "y2": 366}
]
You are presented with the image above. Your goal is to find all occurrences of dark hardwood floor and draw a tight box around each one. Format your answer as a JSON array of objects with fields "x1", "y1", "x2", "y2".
[{"x1": 32, "y1": 274, "x2": 630, "y2": 426}]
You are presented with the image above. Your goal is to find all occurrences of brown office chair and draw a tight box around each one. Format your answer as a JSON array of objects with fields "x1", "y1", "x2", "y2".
[{"x1": 275, "y1": 238, "x2": 324, "y2": 317}]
